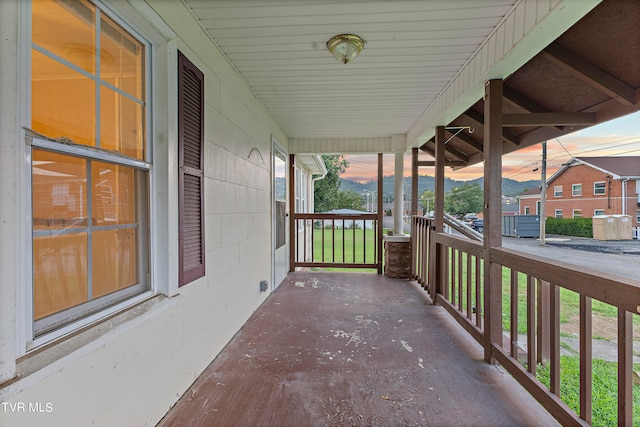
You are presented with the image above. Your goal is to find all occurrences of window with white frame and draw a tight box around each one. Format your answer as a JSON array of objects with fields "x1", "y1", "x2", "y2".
[
  {"x1": 553, "y1": 185, "x2": 563, "y2": 197},
  {"x1": 636, "y1": 210, "x2": 640, "y2": 223},
  {"x1": 536, "y1": 201, "x2": 541, "y2": 215},
  {"x1": 572, "y1": 209, "x2": 583, "y2": 218},
  {"x1": 593, "y1": 181, "x2": 606, "y2": 195},
  {"x1": 524, "y1": 206, "x2": 530, "y2": 214},
  {"x1": 555, "y1": 209, "x2": 563, "y2": 218},
  {"x1": 594, "y1": 209, "x2": 605, "y2": 216},
  {"x1": 30, "y1": 0, "x2": 149, "y2": 337},
  {"x1": 572, "y1": 184, "x2": 582, "y2": 197}
]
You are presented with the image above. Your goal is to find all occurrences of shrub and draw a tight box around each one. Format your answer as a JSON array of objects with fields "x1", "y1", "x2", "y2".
[{"x1": 546, "y1": 217, "x2": 593, "y2": 238}]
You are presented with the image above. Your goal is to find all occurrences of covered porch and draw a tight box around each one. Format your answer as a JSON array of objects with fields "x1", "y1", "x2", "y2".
[{"x1": 159, "y1": 271, "x2": 559, "y2": 427}]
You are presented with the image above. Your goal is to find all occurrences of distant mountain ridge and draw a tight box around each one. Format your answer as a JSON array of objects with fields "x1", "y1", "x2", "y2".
[{"x1": 338, "y1": 175, "x2": 538, "y2": 199}]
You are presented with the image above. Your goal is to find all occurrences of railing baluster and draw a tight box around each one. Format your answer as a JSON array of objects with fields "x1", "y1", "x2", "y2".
[
  {"x1": 311, "y1": 220, "x2": 315, "y2": 262},
  {"x1": 302, "y1": 219, "x2": 306, "y2": 263},
  {"x1": 331, "y1": 219, "x2": 335, "y2": 263},
  {"x1": 466, "y1": 253, "x2": 472, "y2": 319},
  {"x1": 617, "y1": 309, "x2": 633, "y2": 426},
  {"x1": 423, "y1": 220, "x2": 429, "y2": 289},
  {"x1": 342, "y1": 222, "x2": 345, "y2": 263},
  {"x1": 321, "y1": 219, "x2": 325, "y2": 263},
  {"x1": 526, "y1": 275, "x2": 536, "y2": 375},
  {"x1": 360, "y1": 221, "x2": 367, "y2": 262},
  {"x1": 510, "y1": 269, "x2": 518, "y2": 360},
  {"x1": 442, "y1": 246, "x2": 449, "y2": 300},
  {"x1": 450, "y1": 248, "x2": 456, "y2": 305},
  {"x1": 457, "y1": 250, "x2": 463, "y2": 311},
  {"x1": 579, "y1": 295, "x2": 592, "y2": 424},
  {"x1": 475, "y1": 256, "x2": 481, "y2": 328},
  {"x1": 352, "y1": 221, "x2": 356, "y2": 263},
  {"x1": 537, "y1": 280, "x2": 550, "y2": 364},
  {"x1": 550, "y1": 283, "x2": 560, "y2": 395}
]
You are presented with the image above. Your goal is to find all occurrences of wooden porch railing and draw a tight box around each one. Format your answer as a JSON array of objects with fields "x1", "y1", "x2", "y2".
[
  {"x1": 292, "y1": 213, "x2": 382, "y2": 273},
  {"x1": 411, "y1": 216, "x2": 639, "y2": 426}
]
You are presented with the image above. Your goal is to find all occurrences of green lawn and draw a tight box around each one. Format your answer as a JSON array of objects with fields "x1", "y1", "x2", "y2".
[
  {"x1": 311, "y1": 227, "x2": 387, "y2": 272},
  {"x1": 537, "y1": 356, "x2": 640, "y2": 427}
]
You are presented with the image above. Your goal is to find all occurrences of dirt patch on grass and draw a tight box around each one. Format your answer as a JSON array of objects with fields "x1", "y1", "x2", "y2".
[{"x1": 562, "y1": 313, "x2": 640, "y2": 341}]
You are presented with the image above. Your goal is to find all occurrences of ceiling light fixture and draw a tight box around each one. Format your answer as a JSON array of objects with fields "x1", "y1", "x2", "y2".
[{"x1": 327, "y1": 34, "x2": 365, "y2": 64}]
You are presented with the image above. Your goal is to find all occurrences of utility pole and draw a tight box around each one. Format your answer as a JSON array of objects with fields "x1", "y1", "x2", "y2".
[{"x1": 539, "y1": 141, "x2": 547, "y2": 246}]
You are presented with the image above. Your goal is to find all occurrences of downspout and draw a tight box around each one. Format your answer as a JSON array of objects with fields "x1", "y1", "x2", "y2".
[
  {"x1": 607, "y1": 175, "x2": 611, "y2": 209},
  {"x1": 311, "y1": 155, "x2": 327, "y2": 213},
  {"x1": 311, "y1": 155, "x2": 328, "y2": 184},
  {"x1": 621, "y1": 178, "x2": 629, "y2": 215}
]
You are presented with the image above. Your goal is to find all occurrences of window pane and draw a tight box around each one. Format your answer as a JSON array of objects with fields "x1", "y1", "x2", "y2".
[
  {"x1": 92, "y1": 162, "x2": 136, "y2": 225},
  {"x1": 100, "y1": 14, "x2": 145, "y2": 100},
  {"x1": 33, "y1": 149, "x2": 87, "y2": 230},
  {"x1": 92, "y1": 228, "x2": 137, "y2": 298},
  {"x1": 100, "y1": 86, "x2": 144, "y2": 159},
  {"x1": 32, "y1": 50, "x2": 96, "y2": 146},
  {"x1": 32, "y1": 0, "x2": 96, "y2": 74},
  {"x1": 33, "y1": 233, "x2": 88, "y2": 320}
]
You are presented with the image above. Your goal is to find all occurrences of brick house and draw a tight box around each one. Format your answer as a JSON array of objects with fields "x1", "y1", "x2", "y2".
[{"x1": 519, "y1": 156, "x2": 640, "y2": 226}]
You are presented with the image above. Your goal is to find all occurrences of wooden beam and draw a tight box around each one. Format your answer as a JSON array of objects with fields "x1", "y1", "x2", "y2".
[
  {"x1": 503, "y1": 86, "x2": 551, "y2": 114},
  {"x1": 542, "y1": 42, "x2": 636, "y2": 106},
  {"x1": 503, "y1": 86, "x2": 564, "y2": 131},
  {"x1": 503, "y1": 112, "x2": 596, "y2": 127},
  {"x1": 417, "y1": 160, "x2": 435, "y2": 167},
  {"x1": 463, "y1": 109, "x2": 520, "y2": 146},
  {"x1": 443, "y1": 144, "x2": 469, "y2": 164},
  {"x1": 449, "y1": 129, "x2": 483, "y2": 152},
  {"x1": 417, "y1": 160, "x2": 464, "y2": 168}
]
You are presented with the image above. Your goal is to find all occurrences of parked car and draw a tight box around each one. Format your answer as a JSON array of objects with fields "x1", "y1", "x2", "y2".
[{"x1": 471, "y1": 219, "x2": 484, "y2": 232}]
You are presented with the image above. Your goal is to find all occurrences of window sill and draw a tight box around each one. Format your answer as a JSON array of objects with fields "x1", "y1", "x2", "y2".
[{"x1": 16, "y1": 294, "x2": 169, "y2": 380}]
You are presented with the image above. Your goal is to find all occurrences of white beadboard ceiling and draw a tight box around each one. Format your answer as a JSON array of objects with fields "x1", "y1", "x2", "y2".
[{"x1": 182, "y1": 0, "x2": 518, "y2": 140}]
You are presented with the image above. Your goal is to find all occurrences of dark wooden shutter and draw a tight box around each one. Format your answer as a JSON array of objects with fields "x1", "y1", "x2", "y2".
[{"x1": 178, "y1": 51, "x2": 205, "y2": 286}]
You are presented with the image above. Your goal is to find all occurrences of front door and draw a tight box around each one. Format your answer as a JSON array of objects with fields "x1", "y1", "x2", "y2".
[{"x1": 272, "y1": 139, "x2": 288, "y2": 289}]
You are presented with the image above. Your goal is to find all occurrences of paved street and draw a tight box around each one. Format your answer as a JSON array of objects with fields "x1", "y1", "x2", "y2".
[{"x1": 503, "y1": 235, "x2": 640, "y2": 281}]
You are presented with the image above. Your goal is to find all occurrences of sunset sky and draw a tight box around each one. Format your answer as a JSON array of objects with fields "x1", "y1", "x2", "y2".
[{"x1": 342, "y1": 111, "x2": 640, "y2": 183}]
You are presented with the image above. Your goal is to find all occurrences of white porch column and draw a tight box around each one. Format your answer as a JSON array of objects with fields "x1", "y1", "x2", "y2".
[{"x1": 393, "y1": 152, "x2": 404, "y2": 235}]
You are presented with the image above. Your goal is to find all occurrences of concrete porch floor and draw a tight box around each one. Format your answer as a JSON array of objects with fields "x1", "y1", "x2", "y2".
[{"x1": 157, "y1": 272, "x2": 559, "y2": 427}]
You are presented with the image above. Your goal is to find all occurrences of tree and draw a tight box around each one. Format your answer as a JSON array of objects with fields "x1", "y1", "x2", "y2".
[
  {"x1": 444, "y1": 182, "x2": 483, "y2": 215},
  {"x1": 336, "y1": 190, "x2": 366, "y2": 211},
  {"x1": 314, "y1": 155, "x2": 349, "y2": 212},
  {"x1": 419, "y1": 189, "x2": 435, "y2": 214}
]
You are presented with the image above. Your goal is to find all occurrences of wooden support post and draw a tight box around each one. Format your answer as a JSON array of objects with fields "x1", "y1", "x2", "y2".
[
  {"x1": 377, "y1": 153, "x2": 384, "y2": 274},
  {"x1": 434, "y1": 126, "x2": 446, "y2": 302},
  {"x1": 289, "y1": 154, "x2": 296, "y2": 272},
  {"x1": 483, "y1": 79, "x2": 503, "y2": 363},
  {"x1": 411, "y1": 148, "x2": 419, "y2": 277}
]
